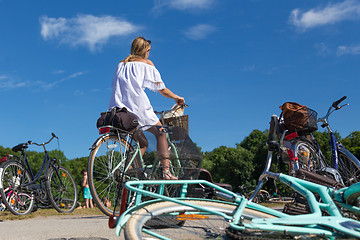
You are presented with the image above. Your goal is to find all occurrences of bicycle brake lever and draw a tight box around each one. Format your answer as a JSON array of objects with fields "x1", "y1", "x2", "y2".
[{"x1": 339, "y1": 103, "x2": 349, "y2": 110}]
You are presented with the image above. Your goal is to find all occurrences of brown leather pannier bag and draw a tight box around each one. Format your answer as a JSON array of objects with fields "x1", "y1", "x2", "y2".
[{"x1": 280, "y1": 102, "x2": 318, "y2": 134}]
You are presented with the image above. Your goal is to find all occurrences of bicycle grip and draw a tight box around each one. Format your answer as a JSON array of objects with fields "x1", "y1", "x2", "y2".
[
  {"x1": 267, "y1": 115, "x2": 279, "y2": 151},
  {"x1": 332, "y1": 96, "x2": 347, "y2": 109}
]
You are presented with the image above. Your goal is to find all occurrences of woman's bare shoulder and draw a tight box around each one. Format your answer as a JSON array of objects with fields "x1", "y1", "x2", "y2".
[{"x1": 131, "y1": 58, "x2": 155, "y2": 66}]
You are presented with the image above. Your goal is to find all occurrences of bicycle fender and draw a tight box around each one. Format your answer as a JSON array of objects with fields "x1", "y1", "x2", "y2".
[{"x1": 89, "y1": 133, "x2": 116, "y2": 151}]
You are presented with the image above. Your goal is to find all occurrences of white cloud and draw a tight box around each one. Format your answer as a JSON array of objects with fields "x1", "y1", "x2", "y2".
[
  {"x1": 41, "y1": 71, "x2": 86, "y2": 90},
  {"x1": 0, "y1": 77, "x2": 30, "y2": 90},
  {"x1": 289, "y1": 0, "x2": 360, "y2": 31},
  {"x1": 40, "y1": 14, "x2": 141, "y2": 51},
  {"x1": 337, "y1": 44, "x2": 360, "y2": 55},
  {"x1": 53, "y1": 70, "x2": 65, "y2": 74},
  {"x1": 154, "y1": 0, "x2": 214, "y2": 11},
  {"x1": 184, "y1": 24, "x2": 216, "y2": 40},
  {"x1": 0, "y1": 72, "x2": 85, "y2": 91}
]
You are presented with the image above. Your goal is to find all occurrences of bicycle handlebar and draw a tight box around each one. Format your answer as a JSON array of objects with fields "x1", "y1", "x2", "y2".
[
  {"x1": 154, "y1": 104, "x2": 188, "y2": 115},
  {"x1": 332, "y1": 96, "x2": 347, "y2": 109},
  {"x1": 319, "y1": 96, "x2": 349, "y2": 127},
  {"x1": 29, "y1": 133, "x2": 58, "y2": 147}
]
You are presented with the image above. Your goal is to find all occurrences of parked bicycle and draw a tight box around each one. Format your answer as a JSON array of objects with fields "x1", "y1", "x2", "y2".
[
  {"x1": 280, "y1": 96, "x2": 360, "y2": 187},
  {"x1": 0, "y1": 133, "x2": 78, "y2": 215},
  {"x1": 113, "y1": 115, "x2": 360, "y2": 239},
  {"x1": 87, "y1": 105, "x2": 202, "y2": 216}
]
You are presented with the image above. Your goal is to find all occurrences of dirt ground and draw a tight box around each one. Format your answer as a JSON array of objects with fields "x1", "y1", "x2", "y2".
[{"x1": 0, "y1": 214, "x2": 124, "y2": 240}]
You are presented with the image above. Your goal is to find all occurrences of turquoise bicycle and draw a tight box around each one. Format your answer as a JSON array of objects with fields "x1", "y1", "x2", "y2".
[{"x1": 114, "y1": 115, "x2": 360, "y2": 239}]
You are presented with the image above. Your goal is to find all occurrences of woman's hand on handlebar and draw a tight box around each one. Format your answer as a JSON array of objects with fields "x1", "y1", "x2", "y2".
[{"x1": 175, "y1": 97, "x2": 185, "y2": 105}]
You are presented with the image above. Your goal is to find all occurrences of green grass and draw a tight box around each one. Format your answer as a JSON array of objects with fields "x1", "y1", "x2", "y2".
[{"x1": 0, "y1": 207, "x2": 104, "y2": 221}]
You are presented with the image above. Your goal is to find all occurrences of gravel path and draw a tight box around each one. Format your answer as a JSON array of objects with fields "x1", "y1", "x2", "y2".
[{"x1": 0, "y1": 214, "x2": 124, "y2": 240}]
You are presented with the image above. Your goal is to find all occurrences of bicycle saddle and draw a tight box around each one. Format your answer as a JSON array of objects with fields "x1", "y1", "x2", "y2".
[{"x1": 12, "y1": 143, "x2": 28, "y2": 152}]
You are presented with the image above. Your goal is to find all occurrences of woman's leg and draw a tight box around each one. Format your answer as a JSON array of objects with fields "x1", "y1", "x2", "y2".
[
  {"x1": 134, "y1": 130, "x2": 148, "y2": 156},
  {"x1": 147, "y1": 121, "x2": 178, "y2": 180}
]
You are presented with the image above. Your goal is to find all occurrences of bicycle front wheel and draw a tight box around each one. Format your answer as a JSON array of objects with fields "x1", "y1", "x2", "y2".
[
  {"x1": 337, "y1": 151, "x2": 360, "y2": 186},
  {"x1": 124, "y1": 200, "x2": 277, "y2": 240},
  {"x1": 0, "y1": 160, "x2": 34, "y2": 215},
  {"x1": 294, "y1": 140, "x2": 328, "y2": 172},
  {"x1": 88, "y1": 134, "x2": 138, "y2": 216},
  {"x1": 46, "y1": 166, "x2": 78, "y2": 213}
]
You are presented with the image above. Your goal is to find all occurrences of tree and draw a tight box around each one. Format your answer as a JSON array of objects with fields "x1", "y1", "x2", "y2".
[
  {"x1": 342, "y1": 131, "x2": 360, "y2": 160},
  {"x1": 237, "y1": 129, "x2": 269, "y2": 181},
  {"x1": 63, "y1": 156, "x2": 89, "y2": 202},
  {"x1": 203, "y1": 146, "x2": 255, "y2": 191}
]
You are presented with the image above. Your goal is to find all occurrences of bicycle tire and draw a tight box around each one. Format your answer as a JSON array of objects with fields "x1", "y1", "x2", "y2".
[
  {"x1": 88, "y1": 134, "x2": 139, "y2": 216},
  {"x1": 294, "y1": 140, "x2": 328, "y2": 172},
  {"x1": 337, "y1": 150, "x2": 360, "y2": 186},
  {"x1": 46, "y1": 165, "x2": 78, "y2": 213},
  {"x1": 124, "y1": 200, "x2": 277, "y2": 240},
  {"x1": 0, "y1": 160, "x2": 34, "y2": 215}
]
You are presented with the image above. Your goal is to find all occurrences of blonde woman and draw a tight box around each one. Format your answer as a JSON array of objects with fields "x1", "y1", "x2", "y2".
[{"x1": 109, "y1": 36, "x2": 185, "y2": 180}]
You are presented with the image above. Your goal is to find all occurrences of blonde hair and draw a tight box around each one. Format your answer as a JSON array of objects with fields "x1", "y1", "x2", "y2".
[{"x1": 124, "y1": 36, "x2": 151, "y2": 64}]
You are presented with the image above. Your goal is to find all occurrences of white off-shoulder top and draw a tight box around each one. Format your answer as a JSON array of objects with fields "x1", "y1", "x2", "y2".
[{"x1": 109, "y1": 61, "x2": 166, "y2": 129}]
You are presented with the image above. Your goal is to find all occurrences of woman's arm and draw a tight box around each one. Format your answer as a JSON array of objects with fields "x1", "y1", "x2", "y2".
[{"x1": 159, "y1": 87, "x2": 185, "y2": 105}]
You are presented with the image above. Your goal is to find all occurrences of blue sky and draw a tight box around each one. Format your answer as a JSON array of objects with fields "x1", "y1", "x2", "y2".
[{"x1": 1, "y1": 0, "x2": 360, "y2": 159}]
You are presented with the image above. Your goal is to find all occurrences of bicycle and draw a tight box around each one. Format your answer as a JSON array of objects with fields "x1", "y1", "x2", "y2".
[
  {"x1": 0, "y1": 133, "x2": 78, "y2": 215},
  {"x1": 113, "y1": 114, "x2": 360, "y2": 239},
  {"x1": 87, "y1": 105, "x2": 202, "y2": 216},
  {"x1": 281, "y1": 96, "x2": 360, "y2": 187}
]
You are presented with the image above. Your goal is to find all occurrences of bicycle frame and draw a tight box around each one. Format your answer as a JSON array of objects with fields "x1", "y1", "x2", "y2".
[
  {"x1": 22, "y1": 150, "x2": 51, "y2": 187},
  {"x1": 114, "y1": 115, "x2": 360, "y2": 239},
  {"x1": 115, "y1": 177, "x2": 360, "y2": 238},
  {"x1": 103, "y1": 126, "x2": 183, "y2": 181},
  {"x1": 14, "y1": 135, "x2": 66, "y2": 197}
]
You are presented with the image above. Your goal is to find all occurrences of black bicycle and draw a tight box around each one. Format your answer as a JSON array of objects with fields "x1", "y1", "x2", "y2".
[{"x1": 0, "y1": 133, "x2": 78, "y2": 215}]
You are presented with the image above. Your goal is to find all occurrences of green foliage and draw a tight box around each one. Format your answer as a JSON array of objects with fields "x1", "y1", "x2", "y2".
[
  {"x1": 312, "y1": 131, "x2": 332, "y2": 165},
  {"x1": 0, "y1": 146, "x2": 16, "y2": 158},
  {"x1": 342, "y1": 131, "x2": 360, "y2": 160},
  {"x1": 237, "y1": 129, "x2": 269, "y2": 180},
  {"x1": 62, "y1": 156, "x2": 89, "y2": 202},
  {"x1": 203, "y1": 146, "x2": 255, "y2": 191}
]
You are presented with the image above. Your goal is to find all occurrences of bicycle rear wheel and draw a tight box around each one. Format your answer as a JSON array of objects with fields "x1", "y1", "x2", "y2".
[
  {"x1": 46, "y1": 166, "x2": 78, "y2": 213},
  {"x1": 88, "y1": 134, "x2": 139, "y2": 216},
  {"x1": 124, "y1": 200, "x2": 277, "y2": 240},
  {"x1": 0, "y1": 160, "x2": 34, "y2": 215}
]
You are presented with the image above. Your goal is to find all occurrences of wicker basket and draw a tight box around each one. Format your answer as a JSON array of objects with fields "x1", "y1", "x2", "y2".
[
  {"x1": 164, "y1": 115, "x2": 189, "y2": 135},
  {"x1": 287, "y1": 108, "x2": 318, "y2": 134},
  {"x1": 281, "y1": 103, "x2": 318, "y2": 134}
]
